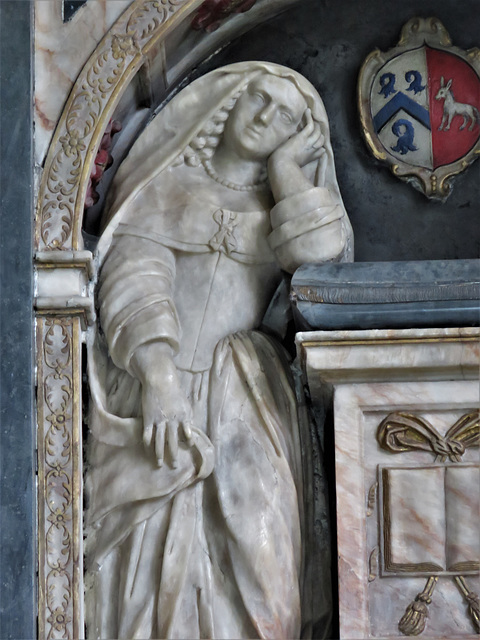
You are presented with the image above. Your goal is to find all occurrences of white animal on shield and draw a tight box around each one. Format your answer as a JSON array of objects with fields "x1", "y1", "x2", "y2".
[{"x1": 435, "y1": 76, "x2": 480, "y2": 132}]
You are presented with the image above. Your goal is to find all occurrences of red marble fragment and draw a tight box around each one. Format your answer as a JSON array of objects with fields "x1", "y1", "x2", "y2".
[
  {"x1": 85, "y1": 119, "x2": 122, "y2": 209},
  {"x1": 191, "y1": 0, "x2": 258, "y2": 33}
]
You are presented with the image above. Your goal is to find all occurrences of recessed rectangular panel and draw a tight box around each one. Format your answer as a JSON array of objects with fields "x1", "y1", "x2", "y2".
[
  {"x1": 382, "y1": 466, "x2": 445, "y2": 573},
  {"x1": 445, "y1": 465, "x2": 480, "y2": 571}
]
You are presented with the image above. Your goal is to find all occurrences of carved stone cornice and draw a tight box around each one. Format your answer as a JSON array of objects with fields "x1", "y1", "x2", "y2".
[
  {"x1": 35, "y1": 0, "x2": 204, "y2": 252},
  {"x1": 35, "y1": 250, "x2": 95, "y2": 329}
]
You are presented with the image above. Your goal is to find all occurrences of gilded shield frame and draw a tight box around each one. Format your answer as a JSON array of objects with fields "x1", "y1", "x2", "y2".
[{"x1": 358, "y1": 17, "x2": 480, "y2": 200}]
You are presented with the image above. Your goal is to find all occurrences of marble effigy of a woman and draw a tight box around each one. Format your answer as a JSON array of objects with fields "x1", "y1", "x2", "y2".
[{"x1": 85, "y1": 61, "x2": 353, "y2": 639}]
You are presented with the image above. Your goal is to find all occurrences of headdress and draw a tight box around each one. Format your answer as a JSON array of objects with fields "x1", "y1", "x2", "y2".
[{"x1": 98, "y1": 62, "x2": 343, "y2": 262}]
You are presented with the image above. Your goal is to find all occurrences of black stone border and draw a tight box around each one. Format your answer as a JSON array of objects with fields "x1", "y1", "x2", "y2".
[{"x1": 0, "y1": 2, "x2": 36, "y2": 638}]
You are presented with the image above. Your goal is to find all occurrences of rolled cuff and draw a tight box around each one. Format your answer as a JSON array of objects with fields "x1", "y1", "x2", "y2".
[
  {"x1": 270, "y1": 187, "x2": 336, "y2": 228},
  {"x1": 273, "y1": 218, "x2": 350, "y2": 273},
  {"x1": 108, "y1": 299, "x2": 180, "y2": 374},
  {"x1": 268, "y1": 204, "x2": 343, "y2": 252}
]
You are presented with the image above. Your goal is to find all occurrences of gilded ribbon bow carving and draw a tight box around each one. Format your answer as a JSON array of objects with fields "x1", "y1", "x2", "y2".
[{"x1": 377, "y1": 410, "x2": 479, "y2": 462}]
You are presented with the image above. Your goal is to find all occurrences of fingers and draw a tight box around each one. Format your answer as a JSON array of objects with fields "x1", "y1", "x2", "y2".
[
  {"x1": 304, "y1": 107, "x2": 314, "y2": 127},
  {"x1": 182, "y1": 419, "x2": 193, "y2": 442},
  {"x1": 301, "y1": 108, "x2": 315, "y2": 136},
  {"x1": 167, "y1": 422, "x2": 179, "y2": 469},
  {"x1": 309, "y1": 124, "x2": 323, "y2": 147},
  {"x1": 301, "y1": 116, "x2": 324, "y2": 157},
  {"x1": 150, "y1": 419, "x2": 193, "y2": 468},
  {"x1": 154, "y1": 420, "x2": 166, "y2": 467},
  {"x1": 143, "y1": 421, "x2": 154, "y2": 449}
]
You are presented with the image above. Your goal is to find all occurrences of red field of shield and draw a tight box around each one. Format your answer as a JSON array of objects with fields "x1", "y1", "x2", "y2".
[{"x1": 427, "y1": 47, "x2": 480, "y2": 168}]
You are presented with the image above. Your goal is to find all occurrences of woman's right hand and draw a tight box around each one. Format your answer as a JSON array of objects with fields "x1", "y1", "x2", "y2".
[
  {"x1": 268, "y1": 108, "x2": 325, "y2": 201},
  {"x1": 131, "y1": 342, "x2": 193, "y2": 468}
]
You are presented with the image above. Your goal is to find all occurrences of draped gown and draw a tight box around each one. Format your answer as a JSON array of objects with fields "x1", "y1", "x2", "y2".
[{"x1": 85, "y1": 159, "x2": 352, "y2": 639}]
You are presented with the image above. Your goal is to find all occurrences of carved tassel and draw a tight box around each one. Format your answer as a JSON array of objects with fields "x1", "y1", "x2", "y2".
[
  {"x1": 398, "y1": 576, "x2": 438, "y2": 636},
  {"x1": 454, "y1": 576, "x2": 480, "y2": 633}
]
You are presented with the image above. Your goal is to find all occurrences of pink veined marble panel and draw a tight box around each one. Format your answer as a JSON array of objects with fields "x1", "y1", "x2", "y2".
[{"x1": 333, "y1": 380, "x2": 479, "y2": 639}]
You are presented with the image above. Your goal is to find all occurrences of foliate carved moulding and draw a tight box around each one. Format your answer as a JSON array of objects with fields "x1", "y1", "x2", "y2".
[
  {"x1": 37, "y1": 317, "x2": 83, "y2": 640},
  {"x1": 36, "y1": 0, "x2": 204, "y2": 252},
  {"x1": 358, "y1": 17, "x2": 480, "y2": 200}
]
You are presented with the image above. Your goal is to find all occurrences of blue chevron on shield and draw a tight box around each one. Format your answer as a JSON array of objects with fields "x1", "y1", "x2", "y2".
[
  {"x1": 358, "y1": 17, "x2": 480, "y2": 199},
  {"x1": 371, "y1": 47, "x2": 433, "y2": 169}
]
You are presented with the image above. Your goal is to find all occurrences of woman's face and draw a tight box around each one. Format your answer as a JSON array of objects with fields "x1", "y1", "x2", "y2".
[{"x1": 223, "y1": 75, "x2": 308, "y2": 161}]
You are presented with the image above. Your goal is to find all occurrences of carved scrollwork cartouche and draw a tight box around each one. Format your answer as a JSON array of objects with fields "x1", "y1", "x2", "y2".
[
  {"x1": 36, "y1": 0, "x2": 203, "y2": 252},
  {"x1": 366, "y1": 481, "x2": 377, "y2": 517}
]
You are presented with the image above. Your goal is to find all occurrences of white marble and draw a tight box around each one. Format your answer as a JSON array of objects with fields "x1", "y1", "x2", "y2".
[
  {"x1": 85, "y1": 62, "x2": 351, "y2": 639},
  {"x1": 297, "y1": 327, "x2": 480, "y2": 397},
  {"x1": 35, "y1": 250, "x2": 95, "y2": 327},
  {"x1": 300, "y1": 329, "x2": 480, "y2": 639},
  {"x1": 34, "y1": 0, "x2": 131, "y2": 164},
  {"x1": 33, "y1": 0, "x2": 303, "y2": 168}
]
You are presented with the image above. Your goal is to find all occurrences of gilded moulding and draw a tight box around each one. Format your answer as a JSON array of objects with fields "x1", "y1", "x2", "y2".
[
  {"x1": 358, "y1": 17, "x2": 480, "y2": 200},
  {"x1": 37, "y1": 317, "x2": 83, "y2": 639},
  {"x1": 35, "y1": 0, "x2": 204, "y2": 252}
]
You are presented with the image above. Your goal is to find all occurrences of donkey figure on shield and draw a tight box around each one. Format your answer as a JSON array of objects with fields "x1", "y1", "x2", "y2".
[{"x1": 435, "y1": 76, "x2": 480, "y2": 132}]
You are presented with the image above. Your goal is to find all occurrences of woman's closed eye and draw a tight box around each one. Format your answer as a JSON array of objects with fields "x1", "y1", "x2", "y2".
[
  {"x1": 279, "y1": 110, "x2": 293, "y2": 124},
  {"x1": 252, "y1": 92, "x2": 266, "y2": 105}
]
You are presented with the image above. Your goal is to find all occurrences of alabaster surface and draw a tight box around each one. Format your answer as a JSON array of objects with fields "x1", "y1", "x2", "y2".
[
  {"x1": 85, "y1": 61, "x2": 352, "y2": 639},
  {"x1": 298, "y1": 329, "x2": 479, "y2": 639},
  {"x1": 34, "y1": 0, "x2": 132, "y2": 164}
]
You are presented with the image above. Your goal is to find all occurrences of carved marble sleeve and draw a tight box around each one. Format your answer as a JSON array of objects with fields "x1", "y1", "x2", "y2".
[
  {"x1": 268, "y1": 186, "x2": 353, "y2": 273},
  {"x1": 98, "y1": 233, "x2": 181, "y2": 374}
]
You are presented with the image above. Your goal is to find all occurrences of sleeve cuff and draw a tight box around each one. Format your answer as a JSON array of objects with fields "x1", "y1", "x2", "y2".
[
  {"x1": 108, "y1": 300, "x2": 180, "y2": 373},
  {"x1": 270, "y1": 187, "x2": 336, "y2": 227},
  {"x1": 268, "y1": 204, "x2": 344, "y2": 252}
]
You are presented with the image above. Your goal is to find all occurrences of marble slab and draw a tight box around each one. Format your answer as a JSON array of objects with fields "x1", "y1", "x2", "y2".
[
  {"x1": 298, "y1": 328, "x2": 480, "y2": 639},
  {"x1": 34, "y1": 0, "x2": 131, "y2": 164},
  {"x1": 292, "y1": 260, "x2": 480, "y2": 330},
  {"x1": 0, "y1": 2, "x2": 36, "y2": 637},
  {"x1": 297, "y1": 327, "x2": 480, "y2": 396}
]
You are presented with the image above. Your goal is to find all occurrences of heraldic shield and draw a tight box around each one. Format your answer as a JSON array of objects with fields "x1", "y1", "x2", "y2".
[{"x1": 358, "y1": 17, "x2": 480, "y2": 199}]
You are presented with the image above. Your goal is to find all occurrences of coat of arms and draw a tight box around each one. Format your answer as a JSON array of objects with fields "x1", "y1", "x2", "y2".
[{"x1": 358, "y1": 17, "x2": 480, "y2": 199}]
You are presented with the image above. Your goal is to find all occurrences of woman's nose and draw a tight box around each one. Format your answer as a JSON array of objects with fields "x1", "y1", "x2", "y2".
[{"x1": 255, "y1": 102, "x2": 275, "y2": 126}]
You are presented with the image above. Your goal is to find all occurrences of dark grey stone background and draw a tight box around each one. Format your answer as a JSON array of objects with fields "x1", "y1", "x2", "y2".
[
  {"x1": 63, "y1": 0, "x2": 87, "y2": 22},
  {"x1": 0, "y1": 2, "x2": 36, "y2": 638},
  {"x1": 195, "y1": 0, "x2": 480, "y2": 262}
]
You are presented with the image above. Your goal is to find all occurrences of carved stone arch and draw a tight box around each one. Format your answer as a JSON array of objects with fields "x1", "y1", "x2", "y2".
[
  {"x1": 34, "y1": 1, "x2": 302, "y2": 637},
  {"x1": 36, "y1": 0, "x2": 204, "y2": 252},
  {"x1": 35, "y1": 0, "x2": 300, "y2": 252}
]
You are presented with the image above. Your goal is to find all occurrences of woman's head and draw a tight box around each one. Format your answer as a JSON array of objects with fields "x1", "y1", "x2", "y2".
[
  {"x1": 222, "y1": 75, "x2": 307, "y2": 161},
  {"x1": 183, "y1": 72, "x2": 311, "y2": 166},
  {"x1": 103, "y1": 62, "x2": 342, "y2": 251}
]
